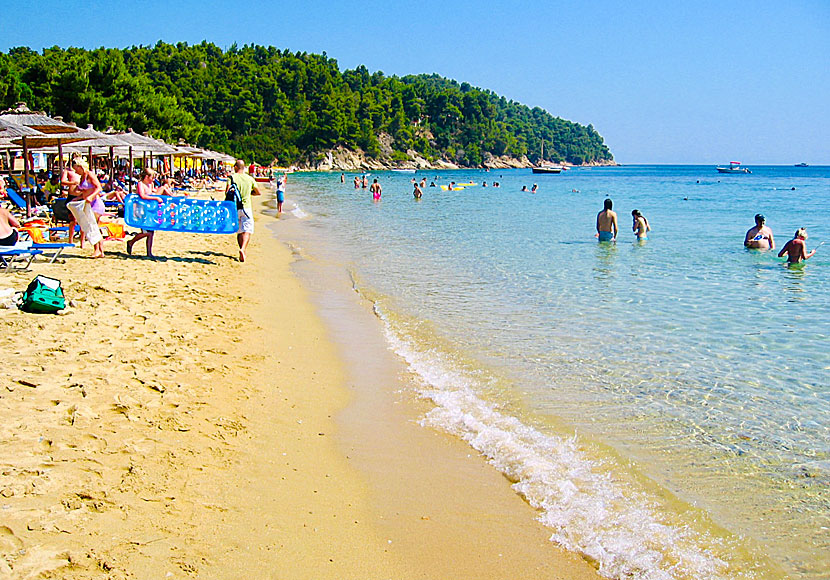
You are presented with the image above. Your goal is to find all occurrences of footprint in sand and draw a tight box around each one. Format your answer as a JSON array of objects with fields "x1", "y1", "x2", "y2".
[{"x1": 0, "y1": 525, "x2": 24, "y2": 553}]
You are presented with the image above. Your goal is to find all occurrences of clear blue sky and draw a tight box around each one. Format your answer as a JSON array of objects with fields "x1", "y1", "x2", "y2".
[{"x1": 2, "y1": 0, "x2": 827, "y2": 164}]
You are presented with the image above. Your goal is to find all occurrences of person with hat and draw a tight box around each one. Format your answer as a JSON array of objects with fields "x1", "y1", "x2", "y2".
[{"x1": 744, "y1": 214, "x2": 775, "y2": 250}]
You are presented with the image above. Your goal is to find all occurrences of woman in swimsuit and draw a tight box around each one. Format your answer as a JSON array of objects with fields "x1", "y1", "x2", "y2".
[
  {"x1": 778, "y1": 228, "x2": 816, "y2": 264},
  {"x1": 632, "y1": 209, "x2": 650, "y2": 240},
  {"x1": 68, "y1": 159, "x2": 105, "y2": 258},
  {"x1": 60, "y1": 167, "x2": 81, "y2": 244},
  {"x1": 127, "y1": 168, "x2": 164, "y2": 257}
]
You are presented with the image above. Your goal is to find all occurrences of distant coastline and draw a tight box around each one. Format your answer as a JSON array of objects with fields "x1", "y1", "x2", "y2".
[{"x1": 295, "y1": 144, "x2": 618, "y2": 171}]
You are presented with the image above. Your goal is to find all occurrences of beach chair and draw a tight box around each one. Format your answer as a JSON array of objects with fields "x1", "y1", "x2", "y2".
[
  {"x1": 18, "y1": 228, "x2": 75, "y2": 263},
  {"x1": 0, "y1": 246, "x2": 44, "y2": 272},
  {"x1": 4, "y1": 188, "x2": 27, "y2": 211}
]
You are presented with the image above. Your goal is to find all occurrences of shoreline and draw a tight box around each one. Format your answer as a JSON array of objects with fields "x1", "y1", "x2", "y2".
[
  {"x1": 0, "y1": 192, "x2": 600, "y2": 578},
  {"x1": 278, "y1": 219, "x2": 601, "y2": 579}
]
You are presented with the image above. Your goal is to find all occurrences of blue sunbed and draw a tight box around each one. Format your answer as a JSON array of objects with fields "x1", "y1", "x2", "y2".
[{"x1": 0, "y1": 247, "x2": 44, "y2": 271}]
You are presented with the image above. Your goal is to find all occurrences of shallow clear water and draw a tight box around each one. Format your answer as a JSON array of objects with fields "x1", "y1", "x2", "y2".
[{"x1": 279, "y1": 166, "x2": 829, "y2": 579}]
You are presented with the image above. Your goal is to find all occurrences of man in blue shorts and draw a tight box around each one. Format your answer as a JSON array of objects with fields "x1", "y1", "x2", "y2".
[{"x1": 596, "y1": 198, "x2": 618, "y2": 242}]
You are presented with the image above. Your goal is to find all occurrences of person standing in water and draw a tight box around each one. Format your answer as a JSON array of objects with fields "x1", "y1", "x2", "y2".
[
  {"x1": 632, "y1": 209, "x2": 650, "y2": 240},
  {"x1": 744, "y1": 214, "x2": 775, "y2": 250},
  {"x1": 275, "y1": 173, "x2": 286, "y2": 214},
  {"x1": 778, "y1": 228, "x2": 816, "y2": 264},
  {"x1": 370, "y1": 178, "x2": 382, "y2": 201},
  {"x1": 413, "y1": 183, "x2": 423, "y2": 199},
  {"x1": 596, "y1": 198, "x2": 618, "y2": 242}
]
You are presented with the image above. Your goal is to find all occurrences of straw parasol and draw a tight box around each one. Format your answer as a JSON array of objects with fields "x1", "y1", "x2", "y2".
[
  {"x1": 0, "y1": 102, "x2": 80, "y2": 134},
  {"x1": 0, "y1": 103, "x2": 84, "y2": 214},
  {"x1": 113, "y1": 130, "x2": 178, "y2": 193}
]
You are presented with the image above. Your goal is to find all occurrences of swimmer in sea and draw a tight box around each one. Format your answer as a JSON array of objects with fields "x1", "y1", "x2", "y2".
[
  {"x1": 778, "y1": 228, "x2": 816, "y2": 264},
  {"x1": 521, "y1": 185, "x2": 528, "y2": 192},
  {"x1": 596, "y1": 198, "x2": 618, "y2": 242},
  {"x1": 413, "y1": 183, "x2": 422, "y2": 199},
  {"x1": 531, "y1": 184, "x2": 538, "y2": 193},
  {"x1": 370, "y1": 178, "x2": 382, "y2": 201},
  {"x1": 744, "y1": 214, "x2": 775, "y2": 250},
  {"x1": 632, "y1": 209, "x2": 650, "y2": 240}
]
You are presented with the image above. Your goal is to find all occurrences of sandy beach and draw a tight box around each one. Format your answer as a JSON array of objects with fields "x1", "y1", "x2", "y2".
[{"x1": 0, "y1": 193, "x2": 600, "y2": 579}]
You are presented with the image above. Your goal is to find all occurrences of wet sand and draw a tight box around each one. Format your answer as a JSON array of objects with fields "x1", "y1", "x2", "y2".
[{"x1": 0, "y1": 193, "x2": 600, "y2": 579}]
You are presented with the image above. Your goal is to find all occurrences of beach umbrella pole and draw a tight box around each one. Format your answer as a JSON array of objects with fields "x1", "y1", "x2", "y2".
[{"x1": 22, "y1": 135, "x2": 31, "y2": 215}]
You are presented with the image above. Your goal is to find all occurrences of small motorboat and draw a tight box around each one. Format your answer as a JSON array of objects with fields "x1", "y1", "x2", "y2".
[
  {"x1": 716, "y1": 161, "x2": 751, "y2": 174},
  {"x1": 531, "y1": 164, "x2": 563, "y2": 174}
]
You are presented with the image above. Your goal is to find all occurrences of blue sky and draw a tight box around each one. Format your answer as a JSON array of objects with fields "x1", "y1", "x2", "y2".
[{"x1": 2, "y1": 0, "x2": 827, "y2": 164}]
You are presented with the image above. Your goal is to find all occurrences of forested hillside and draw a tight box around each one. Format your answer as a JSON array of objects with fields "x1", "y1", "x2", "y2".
[{"x1": 0, "y1": 42, "x2": 613, "y2": 167}]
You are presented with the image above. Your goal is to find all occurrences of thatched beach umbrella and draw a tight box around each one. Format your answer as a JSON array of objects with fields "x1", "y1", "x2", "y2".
[
  {"x1": 115, "y1": 130, "x2": 178, "y2": 193},
  {"x1": 0, "y1": 103, "x2": 82, "y2": 213}
]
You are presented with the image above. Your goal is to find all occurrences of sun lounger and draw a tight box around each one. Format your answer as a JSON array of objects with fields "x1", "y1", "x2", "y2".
[
  {"x1": 18, "y1": 228, "x2": 75, "y2": 263},
  {"x1": 4, "y1": 188, "x2": 49, "y2": 216},
  {"x1": 0, "y1": 247, "x2": 44, "y2": 271},
  {"x1": 4, "y1": 188, "x2": 27, "y2": 210}
]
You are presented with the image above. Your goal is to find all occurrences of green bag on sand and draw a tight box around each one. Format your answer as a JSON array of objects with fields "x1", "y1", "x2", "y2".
[{"x1": 22, "y1": 275, "x2": 66, "y2": 313}]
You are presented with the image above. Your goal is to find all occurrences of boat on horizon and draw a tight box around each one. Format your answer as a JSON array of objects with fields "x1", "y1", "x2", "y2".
[
  {"x1": 716, "y1": 161, "x2": 751, "y2": 174},
  {"x1": 794, "y1": 162, "x2": 809, "y2": 167}
]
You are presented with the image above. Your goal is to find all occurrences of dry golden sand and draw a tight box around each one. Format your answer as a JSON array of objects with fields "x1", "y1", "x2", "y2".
[{"x1": 0, "y1": 196, "x2": 600, "y2": 579}]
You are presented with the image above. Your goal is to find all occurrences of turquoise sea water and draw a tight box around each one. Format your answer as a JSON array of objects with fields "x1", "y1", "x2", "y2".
[{"x1": 279, "y1": 166, "x2": 829, "y2": 580}]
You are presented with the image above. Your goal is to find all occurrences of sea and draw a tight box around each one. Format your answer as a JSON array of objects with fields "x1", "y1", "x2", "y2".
[{"x1": 273, "y1": 165, "x2": 829, "y2": 580}]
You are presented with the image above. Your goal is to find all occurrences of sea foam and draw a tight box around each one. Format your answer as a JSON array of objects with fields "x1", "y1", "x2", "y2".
[{"x1": 372, "y1": 301, "x2": 753, "y2": 580}]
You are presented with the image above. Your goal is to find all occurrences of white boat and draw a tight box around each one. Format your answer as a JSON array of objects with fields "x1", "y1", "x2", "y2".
[
  {"x1": 532, "y1": 140, "x2": 563, "y2": 174},
  {"x1": 531, "y1": 165, "x2": 563, "y2": 174},
  {"x1": 391, "y1": 169, "x2": 416, "y2": 173},
  {"x1": 716, "y1": 161, "x2": 751, "y2": 174}
]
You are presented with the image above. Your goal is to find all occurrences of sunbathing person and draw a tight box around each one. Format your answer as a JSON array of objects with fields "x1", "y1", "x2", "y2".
[{"x1": 0, "y1": 207, "x2": 20, "y2": 246}]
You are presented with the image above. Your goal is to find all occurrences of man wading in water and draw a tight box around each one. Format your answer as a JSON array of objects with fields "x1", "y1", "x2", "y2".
[{"x1": 596, "y1": 198, "x2": 618, "y2": 242}]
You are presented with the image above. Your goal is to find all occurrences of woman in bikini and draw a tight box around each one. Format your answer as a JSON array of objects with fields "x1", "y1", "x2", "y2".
[
  {"x1": 778, "y1": 228, "x2": 816, "y2": 264},
  {"x1": 68, "y1": 159, "x2": 105, "y2": 258},
  {"x1": 632, "y1": 209, "x2": 651, "y2": 240}
]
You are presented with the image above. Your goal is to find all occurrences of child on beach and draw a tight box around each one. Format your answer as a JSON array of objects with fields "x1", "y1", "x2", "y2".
[
  {"x1": 778, "y1": 228, "x2": 816, "y2": 264},
  {"x1": 276, "y1": 173, "x2": 286, "y2": 213}
]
